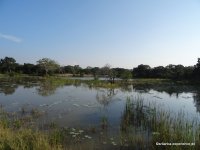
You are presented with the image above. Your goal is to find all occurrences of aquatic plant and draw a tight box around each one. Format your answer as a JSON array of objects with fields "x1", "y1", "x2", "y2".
[
  {"x1": 120, "y1": 96, "x2": 200, "y2": 149},
  {"x1": 100, "y1": 116, "x2": 108, "y2": 129}
]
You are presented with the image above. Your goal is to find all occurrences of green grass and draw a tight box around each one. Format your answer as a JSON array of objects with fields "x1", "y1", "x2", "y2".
[
  {"x1": 0, "y1": 107, "x2": 103, "y2": 150},
  {"x1": 0, "y1": 125, "x2": 60, "y2": 150},
  {"x1": 0, "y1": 108, "x2": 62, "y2": 150},
  {"x1": 120, "y1": 97, "x2": 200, "y2": 149}
]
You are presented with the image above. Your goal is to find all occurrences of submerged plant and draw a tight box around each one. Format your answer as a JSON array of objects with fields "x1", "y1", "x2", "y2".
[{"x1": 101, "y1": 116, "x2": 108, "y2": 129}]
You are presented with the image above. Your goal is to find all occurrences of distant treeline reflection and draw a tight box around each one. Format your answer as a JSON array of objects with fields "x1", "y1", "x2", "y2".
[{"x1": 1, "y1": 79, "x2": 200, "y2": 112}]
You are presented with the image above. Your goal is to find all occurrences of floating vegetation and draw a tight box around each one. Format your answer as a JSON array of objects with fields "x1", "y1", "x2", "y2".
[
  {"x1": 111, "y1": 141, "x2": 117, "y2": 146},
  {"x1": 153, "y1": 95, "x2": 163, "y2": 99},
  {"x1": 101, "y1": 116, "x2": 108, "y2": 129},
  {"x1": 82, "y1": 104, "x2": 97, "y2": 108},
  {"x1": 182, "y1": 96, "x2": 192, "y2": 99},
  {"x1": 39, "y1": 104, "x2": 48, "y2": 107},
  {"x1": 73, "y1": 103, "x2": 80, "y2": 107},
  {"x1": 48, "y1": 101, "x2": 63, "y2": 108},
  {"x1": 84, "y1": 135, "x2": 92, "y2": 139}
]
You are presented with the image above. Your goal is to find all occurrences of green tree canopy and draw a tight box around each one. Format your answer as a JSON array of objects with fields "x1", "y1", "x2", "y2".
[
  {"x1": 0, "y1": 57, "x2": 17, "y2": 73},
  {"x1": 194, "y1": 58, "x2": 200, "y2": 79},
  {"x1": 121, "y1": 70, "x2": 132, "y2": 81},
  {"x1": 36, "y1": 58, "x2": 60, "y2": 75}
]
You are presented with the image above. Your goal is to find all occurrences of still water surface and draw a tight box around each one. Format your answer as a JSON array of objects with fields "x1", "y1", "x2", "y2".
[{"x1": 0, "y1": 80, "x2": 200, "y2": 131}]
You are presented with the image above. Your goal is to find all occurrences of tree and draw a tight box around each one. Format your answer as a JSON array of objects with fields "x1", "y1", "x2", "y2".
[
  {"x1": 36, "y1": 58, "x2": 60, "y2": 75},
  {"x1": 194, "y1": 58, "x2": 200, "y2": 79},
  {"x1": 113, "y1": 68, "x2": 126, "y2": 78},
  {"x1": 23, "y1": 63, "x2": 36, "y2": 74},
  {"x1": 101, "y1": 64, "x2": 117, "y2": 83},
  {"x1": 184, "y1": 66, "x2": 193, "y2": 79},
  {"x1": 84, "y1": 66, "x2": 92, "y2": 75},
  {"x1": 63, "y1": 65, "x2": 74, "y2": 74},
  {"x1": 174, "y1": 65, "x2": 185, "y2": 79},
  {"x1": 73, "y1": 65, "x2": 82, "y2": 76},
  {"x1": 0, "y1": 57, "x2": 17, "y2": 73},
  {"x1": 133, "y1": 64, "x2": 151, "y2": 78},
  {"x1": 91, "y1": 67, "x2": 100, "y2": 79},
  {"x1": 101, "y1": 64, "x2": 111, "y2": 77},
  {"x1": 151, "y1": 66, "x2": 166, "y2": 78},
  {"x1": 165, "y1": 64, "x2": 176, "y2": 78},
  {"x1": 121, "y1": 70, "x2": 132, "y2": 82},
  {"x1": 109, "y1": 69, "x2": 117, "y2": 83}
]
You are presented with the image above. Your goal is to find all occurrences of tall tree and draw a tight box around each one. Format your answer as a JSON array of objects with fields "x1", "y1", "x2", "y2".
[
  {"x1": 194, "y1": 58, "x2": 200, "y2": 79},
  {"x1": 37, "y1": 58, "x2": 60, "y2": 75},
  {"x1": 0, "y1": 57, "x2": 17, "y2": 73},
  {"x1": 133, "y1": 64, "x2": 151, "y2": 78},
  {"x1": 101, "y1": 64, "x2": 117, "y2": 83},
  {"x1": 151, "y1": 66, "x2": 166, "y2": 78},
  {"x1": 23, "y1": 63, "x2": 36, "y2": 74},
  {"x1": 121, "y1": 70, "x2": 132, "y2": 82}
]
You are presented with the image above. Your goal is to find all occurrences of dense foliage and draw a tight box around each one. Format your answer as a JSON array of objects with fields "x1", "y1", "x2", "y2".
[
  {"x1": 133, "y1": 64, "x2": 195, "y2": 80},
  {"x1": 0, "y1": 56, "x2": 199, "y2": 80}
]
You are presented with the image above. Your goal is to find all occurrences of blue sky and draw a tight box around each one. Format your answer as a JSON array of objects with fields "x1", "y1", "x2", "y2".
[{"x1": 0, "y1": 0, "x2": 200, "y2": 68}]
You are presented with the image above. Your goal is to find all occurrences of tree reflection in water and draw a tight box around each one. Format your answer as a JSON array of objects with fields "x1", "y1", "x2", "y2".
[
  {"x1": 193, "y1": 90, "x2": 200, "y2": 113},
  {"x1": 36, "y1": 80, "x2": 63, "y2": 96},
  {"x1": 0, "y1": 83, "x2": 18, "y2": 95},
  {"x1": 96, "y1": 88, "x2": 116, "y2": 106},
  {"x1": 96, "y1": 88, "x2": 117, "y2": 130}
]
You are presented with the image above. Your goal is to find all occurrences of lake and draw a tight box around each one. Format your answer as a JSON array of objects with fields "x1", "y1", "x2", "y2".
[{"x1": 0, "y1": 78, "x2": 200, "y2": 149}]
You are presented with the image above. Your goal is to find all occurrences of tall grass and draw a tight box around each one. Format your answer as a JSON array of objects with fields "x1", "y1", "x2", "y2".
[
  {"x1": 120, "y1": 97, "x2": 200, "y2": 149},
  {"x1": 0, "y1": 106, "x2": 63, "y2": 150},
  {"x1": 0, "y1": 107, "x2": 102, "y2": 150}
]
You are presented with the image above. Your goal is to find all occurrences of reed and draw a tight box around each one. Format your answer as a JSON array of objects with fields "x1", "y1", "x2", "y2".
[{"x1": 120, "y1": 96, "x2": 200, "y2": 149}]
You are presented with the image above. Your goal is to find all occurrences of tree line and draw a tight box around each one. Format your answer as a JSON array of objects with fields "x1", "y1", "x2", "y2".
[
  {"x1": 0, "y1": 57, "x2": 132, "y2": 81},
  {"x1": 133, "y1": 59, "x2": 200, "y2": 80},
  {"x1": 0, "y1": 56, "x2": 200, "y2": 80}
]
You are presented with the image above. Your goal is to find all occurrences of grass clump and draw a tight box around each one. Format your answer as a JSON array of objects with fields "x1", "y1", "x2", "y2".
[
  {"x1": 0, "y1": 124, "x2": 57, "y2": 150},
  {"x1": 0, "y1": 107, "x2": 63, "y2": 150},
  {"x1": 120, "y1": 96, "x2": 200, "y2": 149}
]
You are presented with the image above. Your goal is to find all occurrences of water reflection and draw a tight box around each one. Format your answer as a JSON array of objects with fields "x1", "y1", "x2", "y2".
[
  {"x1": 119, "y1": 84, "x2": 132, "y2": 92},
  {"x1": 0, "y1": 83, "x2": 18, "y2": 95},
  {"x1": 36, "y1": 81, "x2": 61, "y2": 96},
  {"x1": 193, "y1": 91, "x2": 200, "y2": 112},
  {"x1": 96, "y1": 89, "x2": 116, "y2": 106},
  {"x1": 36, "y1": 80, "x2": 82, "y2": 96},
  {"x1": 120, "y1": 97, "x2": 148, "y2": 132},
  {"x1": 132, "y1": 84, "x2": 151, "y2": 93},
  {"x1": 1, "y1": 78, "x2": 200, "y2": 120}
]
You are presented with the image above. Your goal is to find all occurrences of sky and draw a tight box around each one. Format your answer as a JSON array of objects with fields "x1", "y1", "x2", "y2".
[{"x1": 0, "y1": 0, "x2": 200, "y2": 69}]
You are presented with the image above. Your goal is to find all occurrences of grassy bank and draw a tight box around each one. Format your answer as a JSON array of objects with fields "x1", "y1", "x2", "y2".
[{"x1": 1, "y1": 73, "x2": 200, "y2": 86}]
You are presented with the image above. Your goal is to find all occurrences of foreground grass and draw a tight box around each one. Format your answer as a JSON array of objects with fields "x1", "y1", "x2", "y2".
[
  {"x1": 0, "y1": 107, "x2": 62, "y2": 150},
  {"x1": 0, "y1": 125, "x2": 59, "y2": 150},
  {"x1": 0, "y1": 107, "x2": 104, "y2": 150},
  {"x1": 120, "y1": 97, "x2": 200, "y2": 149}
]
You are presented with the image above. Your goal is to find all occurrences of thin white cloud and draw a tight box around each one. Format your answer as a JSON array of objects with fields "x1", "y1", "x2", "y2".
[{"x1": 0, "y1": 33, "x2": 22, "y2": 43}]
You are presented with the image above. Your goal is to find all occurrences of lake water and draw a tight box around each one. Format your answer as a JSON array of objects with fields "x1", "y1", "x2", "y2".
[
  {"x1": 0, "y1": 78, "x2": 200, "y2": 148},
  {"x1": 0, "y1": 80, "x2": 200, "y2": 126}
]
